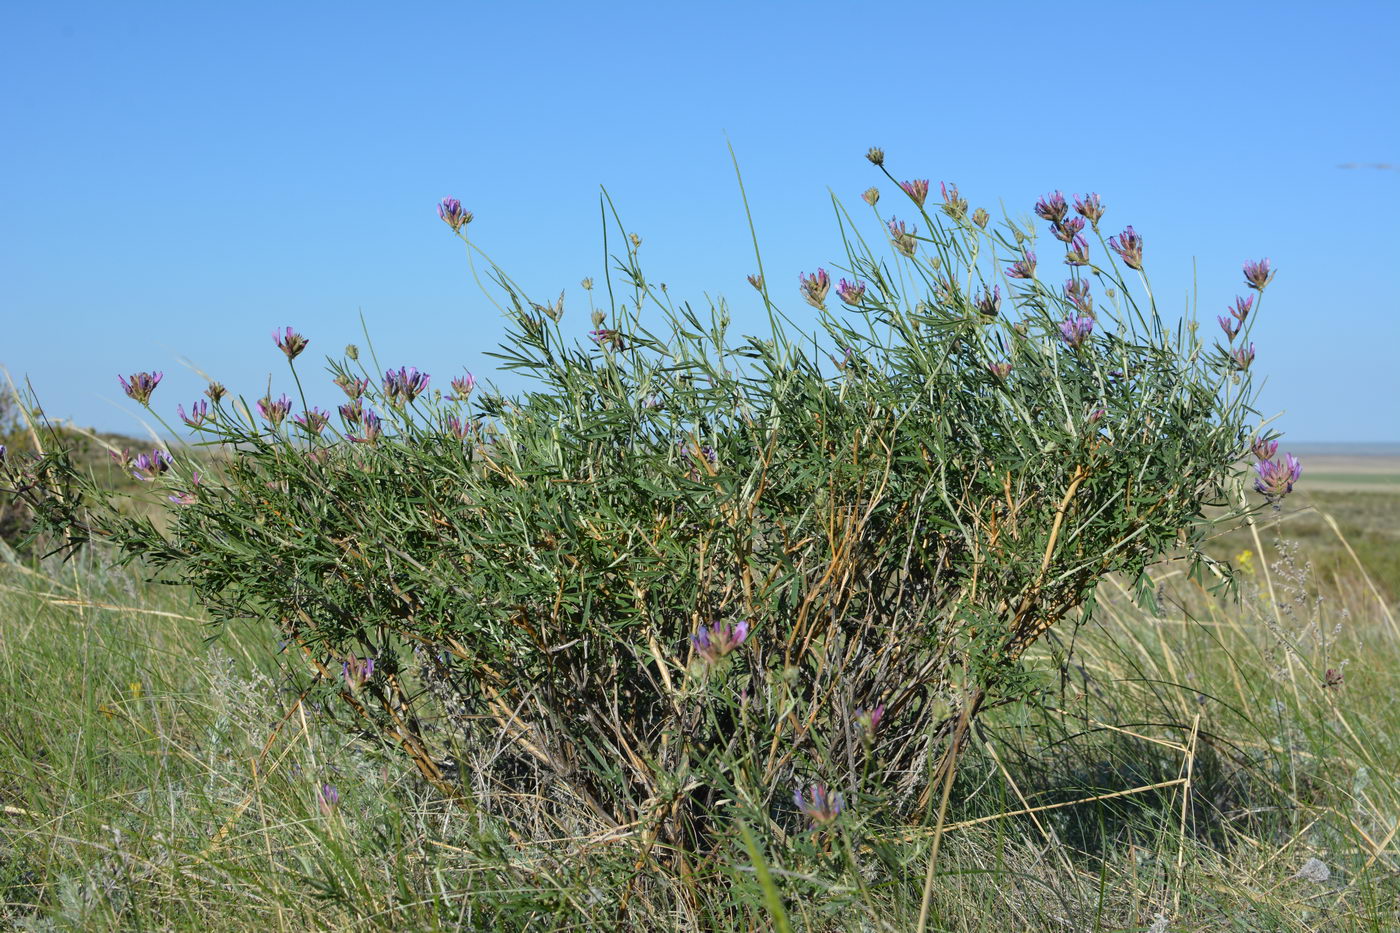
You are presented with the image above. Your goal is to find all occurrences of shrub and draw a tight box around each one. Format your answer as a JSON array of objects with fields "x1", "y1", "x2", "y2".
[{"x1": 9, "y1": 157, "x2": 1296, "y2": 866}]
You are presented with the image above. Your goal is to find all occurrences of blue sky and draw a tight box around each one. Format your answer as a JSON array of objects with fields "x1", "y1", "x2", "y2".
[{"x1": 2, "y1": 1, "x2": 1397, "y2": 442}]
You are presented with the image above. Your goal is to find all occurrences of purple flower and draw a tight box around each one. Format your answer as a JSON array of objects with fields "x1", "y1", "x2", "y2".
[
  {"x1": 274, "y1": 327, "x2": 308, "y2": 360},
  {"x1": 334, "y1": 374, "x2": 369, "y2": 399},
  {"x1": 1064, "y1": 279, "x2": 1093, "y2": 314},
  {"x1": 836, "y1": 278, "x2": 866, "y2": 305},
  {"x1": 317, "y1": 783, "x2": 341, "y2": 816},
  {"x1": 1243, "y1": 258, "x2": 1274, "y2": 290},
  {"x1": 1073, "y1": 193, "x2": 1105, "y2": 225},
  {"x1": 257, "y1": 393, "x2": 292, "y2": 427},
  {"x1": 383, "y1": 367, "x2": 430, "y2": 407},
  {"x1": 1064, "y1": 234, "x2": 1091, "y2": 266},
  {"x1": 346, "y1": 409, "x2": 383, "y2": 444},
  {"x1": 119, "y1": 371, "x2": 163, "y2": 406},
  {"x1": 589, "y1": 328, "x2": 628, "y2": 351},
  {"x1": 1088, "y1": 407, "x2": 1107, "y2": 424},
  {"x1": 1254, "y1": 454, "x2": 1302, "y2": 498},
  {"x1": 800, "y1": 269, "x2": 831, "y2": 310},
  {"x1": 178, "y1": 399, "x2": 211, "y2": 428},
  {"x1": 888, "y1": 219, "x2": 918, "y2": 257},
  {"x1": 437, "y1": 198, "x2": 473, "y2": 232},
  {"x1": 973, "y1": 285, "x2": 1001, "y2": 318},
  {"x1": 1034, "y1": 191, "x2": 1069, "y2": 223},
  {"x1": 1218, "y1": 315, "x2": 1241, "y2": 340},
  {"x1": 443, "y1": 414, "x2": 477, "y2": 440},
  {"x1": 342, "y1": 656, "x2": 375, "y2": 691},
  {"x1": 940, "y1": 182, "x2": 968, "y2": 219},
  {"x1": 1006, "y1": 252, "x2": 1037, "y2": 279},
  {"x1": 856, "y1": 705, "x2": 885, "y2": 736},
  {"x1": 691, "y1": 619, "x2": 750, "y2": 663},
  {"x1": 1050, "y1": 215, "x2": 1086, "y2": 243},
  {"x1": 1231, "y1": 343, "x2": 1255, "y2": 371},
  {"x1": 899, "y1": 179, "x2": 929, "y2": 207},
  {"x1": 1109, "y1": 226, "x2": 1144, "y2": 270},
  {"x1": 986, "y1": 361, "x2": 1013, "y2": 380},
  {"x1": 294, "y1": 407, "x2": 331, "y2": 435},
  {"x1": 1251, "y1": 436, "x2": 1279, "y2": 460},
  {"x1": 338, "y1": 399, "x2": 364, "y2": 424},
  {"x1": 1228, "y1": 295, "x2": 1254, "y2": 323},
  {"x1": 1060, "y1": 314, "x2": 1094, "y2": 349},
  {"x1": 168, "y1": 471, "x2": 201, "y2": 506},
  {"x1": 449, "y1": 372, "x2": 477, "y2": 399},
  {"x1": 793, "y1": 783, "x2": 843, "y2": 828},
  {"x1": 131, "y1": 448, "x2": 174, "y2": 482}
]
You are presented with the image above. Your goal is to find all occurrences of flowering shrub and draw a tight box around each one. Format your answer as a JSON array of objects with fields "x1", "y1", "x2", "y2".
[{"x1": 9, "y1": 154, "x2": 1298, "y2": 858}]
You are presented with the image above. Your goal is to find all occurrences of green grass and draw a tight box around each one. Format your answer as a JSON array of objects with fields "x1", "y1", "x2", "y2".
[{"x1": 3, "y1": 518, "x2": 1399, "y2": 930}]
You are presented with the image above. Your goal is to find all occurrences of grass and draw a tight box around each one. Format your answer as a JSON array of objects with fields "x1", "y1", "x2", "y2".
[{"x1": 2, "y1": 496, "x2": 1398, "y2": 930}]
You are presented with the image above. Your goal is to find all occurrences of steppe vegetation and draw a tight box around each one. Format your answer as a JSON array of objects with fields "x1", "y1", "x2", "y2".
[{"x1": 3, "y1": 155, "x2": 1396, "y2": 930}]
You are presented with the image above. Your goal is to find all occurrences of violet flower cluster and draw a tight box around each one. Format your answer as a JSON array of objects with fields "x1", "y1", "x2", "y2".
[
  {"x1": 119, "y1": 371, "x2": 163, "y2": 406},
  {"x1": 383, "y1": 367, "x2": 430, "y2": 407},
  {"x1": 793, "y1": 783, "x2": 843, "y2": 828},
  {"x1": 690, "y1": 619, "x2": 749, "y2": 663},
  {"x1": 799, "y1": 269, "x2": 831, "y2": 310}
]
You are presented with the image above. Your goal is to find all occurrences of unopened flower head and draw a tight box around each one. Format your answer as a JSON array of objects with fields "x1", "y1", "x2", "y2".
[
  {"x1": 1064, "y1": 279, "x2": 1093, "y2": 314},
  {"x1": 900, "y1": 179, "x2": 929, "y2": 207},
  {"x1": 383, "y1": 367, "x2": 430, "y2": 406},
  {"x1": 1073, "y1": 192, "x2": 1106, "y2": 225},
  {"x1": 747, "y1": 273, "x2": 765, "y2": 292},
  {"x1": 1251, "y1": 436, "x2": 1279, "y2": 460},
  {"x1": 1064, "y1": 234, "x2": 1091, "y2": 266},
  {"x1": 1254, "y1": 454, "x2": 1302, "y2": 499},
  {"x1": 837, "y1": 278, "x2": 866, "y2": 305},
  {"x1": 294, "y1": 407, "x2": 331, "y2": 435},
  {"x1": 1231, "y1": 343, "x2": 1256, "y2": 371},
  {"x1": 1034, "y1": 190, "x2": 1069, "y2": 223},
  {"x1": 1006, "y1": 252, "x2": 1037, "y2": 279},
  {"x1": 334, "y1": 374, "x2": 370, "y2": 399},
  {"x1": 971, "y1": 207, "x2": 990, "y2": 229},
  {"x1": 178, "y1": 399, "x2": 211, "y2": 428},
  {"x1": 1060, "y1": 314, "x2": 1094, "y2": 348},
  {"x1": 1243, "y1": 258, "x2": 1274, "y2": 290},
  {"x1": 437, "y1": 197, "x2": 472, "y2": 232},
  {"x1": 940, "y1": 181, "x2": 968, "y2": 220},
  {"x1": 861, "y1": 186, "x2": 880, "y2": 206},
  {"x1": 865, "y1": 146, "x2": 885, "y2": 166},
  {"x1": 987, "y1": 361, "x2": 1013, "y2": 380},
  {"x1": 119, "y1": 371, "x2": 163, "y2": 406},
  {"x1": 274, "y1": 327, "x2": 309, "y2": 360},
  {"x1": 691, "y1": 619, "x2": 750, "y2": 663},
  {"x1": 1109, "y1": 226, "x2": 1144, "y2": 270},
  {"x1": 856, "y1": 705, "x2": 885, "y2": 736},
  {"x1": 342, "y1": 656, "x2": 375, "y2": 691},
  {"x1": 973, "y1": 284, "x2": 1001, "y2": 318},
  {"x1": 793, "y1": 783, "x2": 843, "y2": 828},
  {"x1": 257, "y1": 393, "x2": 292, "y2": 427},
  {"x1": 346, "y1": 409, "x2": 383, "y2": 444},
  {"x1": 204, "y1": 381, "x2": 227, "y2": 403},
  {"x1": 800, "y1": 268, "x2": 831, "y2": 310},
  {"x1": 1088, "y1": 407, "x2": 1107, "y2": 424},
  {"x1": 131, "y1": 448, "x2": 174, "y2": 481},
  {"x1": 1051, "y1": 215, "x2": 1086, "y2": 243}
]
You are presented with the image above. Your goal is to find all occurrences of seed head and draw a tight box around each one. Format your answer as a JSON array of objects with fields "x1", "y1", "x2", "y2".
[
  {"x1": 1109, "y1": 226, "x2": 1144, "y2": 270},
  {"x1": 274, "y1": 327, "x2": 309, "y2": 360},
  {"x1": 119, "y1": 371, "x2": 163, "y2": 406},
  {"x1": 334, "y1": 374, "x2": 369, "y2": 399},
  {"x1": 865, "y1": 146, "x2": 885, "y2": 166},
  {"x1": 861, "y1": 186, "x2": 880, "y2": 206},
  {"x1": 799, "y1": 269, "x2": 832, "y2": 310},
  {"x1": 888, "y1": 219, "x2": 919, "y2": 257},
  {"x1": 580, "y1": 277, "x2": 594, "y2": 291},
  {"x1": 971, "y1": 207, "x2": 990, "y2": 229},
  {"x1": 747, "y1": 273, "x2": 765, "y2": 292}
]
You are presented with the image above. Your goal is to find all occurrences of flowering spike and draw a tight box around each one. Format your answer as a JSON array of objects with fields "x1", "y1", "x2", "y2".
[
  {"x1": 383, "y1": 367, "x2": 430, "y2": 407},
  {"x1": 204, "y1": 381, "x2": 227, "y2": 403},
  {"x1": 973, "y1": 285, "x2": 1001, "y2": 318},
  {"x1": 747, "y1": 273, "x2": 765, "y2": 291},
  {"x1": 971, "y1": 207, "x2": 990, "y2": 229},
  {"x1": 690, "y1": 619, "x2": 750, "y2": 663},
  {"x1": 1034, "y1": 191, "x2": 1068, "y2": 223},
  {"x1": 1050, "y1": 216, "x2": 1086, "y2": 243},
  {"x1": 836, "y1": 278, "x2": 866, "y2": 305},
  {"x1": 342, "y1": 655, "x2": 375, "y2": 691},
  {"x1": 274, "y1": 327, "x2": 308, "y2": 360},
  {"x1": 334, "y1": 374, "x2": 369, "y2": 399},
  {"x1": 449, "y1": 372, "x2": 477, "y2": 399},
  {"x1": 317, "y1": 783, "x2": 341, "y2": 816},
  {"x1": 888, "y1": 219, "x2": 918, "y2": 257},
  {"x1": 939, "y1": 182, "x2": 968, "y2": 220},
  {"x1": 1218, "y1": 315, "x2": 1241, "y2": 340},
  {"x1": 1243, "y1": 258, "x2": 1274, "y2": 290},
  {"x1": 1006, "y1": 252, "x2": 1037, "y2": 279},
  {"x1": 119, "y1": 372, "x2": 163, "y2": 406},
  {"x1": 257, "y1": 394, "x2": 292, "y2": 427},
  {"x1": 899, "y1": 179, "x2": 929, "y2": 207},
  {"x1": 1064, "y1": 279, "x2": 1093, "y2": 314},
  {"x1": 437, "y1": 198, "x2": 472, "y2": 232},
  {"x1": 178, "y1": 399, "x2": 211, "y2": 428},
  {"x1": 1254, "y1": 454, "x2": 1302, "y2": 499},
  {"x1": 799, "y1": 269, "x2": 831, "y2": 310},
  {"x1": 294, "y1": 407, "x2": 331, "y2": 435},
  {"x1": 131, "y1": 448, "x2": 174, "y2": 482},
  {"x1": 1251, "y1": 436, "x2": 1279, "y2": 460},
  {"x1": 1230, "y1": 343, "x2": 1256, "y2": 371},
  {"x1": 1229, "y1": 295, "x2": 1254, "y2": 323},
  {"x1": 1109, "y1": 226, "x2": 1144, "y2": 270},
  {"x1": 1064, "y1": 234, "x2": 1091, "y2": 266},
  {"x1": 1060, "y1": 315, "x2": 1094, "y2": 349},
  {"x1": 793, "y1": 783, "x2": 844, "y2": 828},
  {"x1": 346, "y1": 409, "x2": 383, "y2": 444},
  {"x1": 1073, "y1": 193, "x2": 1105, "y2": 225}
]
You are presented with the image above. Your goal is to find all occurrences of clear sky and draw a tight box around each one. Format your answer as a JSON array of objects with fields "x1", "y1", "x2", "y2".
[{"x1": 3, "y1": 1, "x2": 1397, "y2": 442}]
